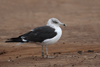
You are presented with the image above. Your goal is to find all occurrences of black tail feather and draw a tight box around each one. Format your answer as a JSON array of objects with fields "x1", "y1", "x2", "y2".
[{"x1": 5, "y1": 37, "x2": 23, "y2": 42}]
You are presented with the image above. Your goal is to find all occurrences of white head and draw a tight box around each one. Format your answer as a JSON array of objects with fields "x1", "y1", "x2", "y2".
[{"x1": 46, "y1": 18, "x2": 66, "y2": 27}]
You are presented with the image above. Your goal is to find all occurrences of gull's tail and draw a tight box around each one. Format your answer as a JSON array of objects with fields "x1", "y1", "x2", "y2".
[{"x1": 5, "y1": 37, "x2": 23, "y2": 43}]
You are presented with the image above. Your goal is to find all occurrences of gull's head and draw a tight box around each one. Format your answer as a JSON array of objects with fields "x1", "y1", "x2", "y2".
[{"x1": 47, "y1": 18, "x2": 66, "y2": 27}]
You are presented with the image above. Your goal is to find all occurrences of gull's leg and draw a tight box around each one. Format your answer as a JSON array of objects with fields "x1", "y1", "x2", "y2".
[
  {"x1": 45, "y1": 45, "x2": 56, "y2": 58},
  {"x1": 42, "y1": 45, "x2": 44, "y2": 58},
  {"x1": 45, "y1": 45, "x2": 48, "y2": 58}
]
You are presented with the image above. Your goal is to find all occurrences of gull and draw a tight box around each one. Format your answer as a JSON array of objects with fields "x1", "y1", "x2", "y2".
[{"x1": 5, "y1": 18, "x2": 66, "y2": 58}]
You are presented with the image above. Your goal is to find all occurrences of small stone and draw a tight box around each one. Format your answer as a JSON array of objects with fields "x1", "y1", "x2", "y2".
[
  {"x1": 53, "y1": 53, "x2": 56, "y2": 55},
  {"x1": 54, "y1": 64, "x2": 57, "y2": 66},
  {"x1": 78, "y1": 51, "x2": 82, "y2": 54},
  {"x1": 58, "y1": 52, "x2": 61, "y2": 54},
  {"x1": 63, "y1": 42, "x2": 65, "y2": 44},
  {"x1": 88, "y1": 50, "x2": 94, "y2": 52},
  {"x1": 16, "y1": 56, "x2": 18, "y2": 58},
  {"x1": 72, "y1": 64, "x2": 74, "y2": 66},
  {"x1": 12, "y1": 60, "x2": 14, "y2": 62},
  {"x1": 9, "y1": 57, "x2": 11, "y2": 59}
]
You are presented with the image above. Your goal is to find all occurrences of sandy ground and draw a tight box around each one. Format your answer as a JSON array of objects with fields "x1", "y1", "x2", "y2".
[{"x1": 0, "y1": 0, "x2": 100, "y2": 67}]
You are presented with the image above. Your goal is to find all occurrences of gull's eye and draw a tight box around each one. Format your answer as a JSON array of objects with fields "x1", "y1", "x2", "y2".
[{"x1": 52, "y1": 20, "x2": 58, "y2": 24}]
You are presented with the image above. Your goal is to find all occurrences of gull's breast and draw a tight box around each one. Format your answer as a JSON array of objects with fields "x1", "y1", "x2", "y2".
[{"x1": 42, "y1": 27, "x2": 62, "y2": 45}]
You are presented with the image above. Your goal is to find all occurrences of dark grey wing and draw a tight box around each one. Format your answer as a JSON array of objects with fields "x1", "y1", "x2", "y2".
[
  {"x1": 20, "y1": 26, "x2": 57, "y2": 42},
  {"x1": 19, "y1": 31, "x2": 33, "y2": 38}
]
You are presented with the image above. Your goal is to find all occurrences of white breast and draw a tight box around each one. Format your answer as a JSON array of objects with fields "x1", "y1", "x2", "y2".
[{"x1": 42, "y1": 26, "x2": 62, "y2": 45}]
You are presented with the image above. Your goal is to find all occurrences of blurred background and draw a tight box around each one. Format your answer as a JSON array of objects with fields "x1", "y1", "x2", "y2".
[{"x1": 0, "y1": 0, "x2": 100, "y2": 45}]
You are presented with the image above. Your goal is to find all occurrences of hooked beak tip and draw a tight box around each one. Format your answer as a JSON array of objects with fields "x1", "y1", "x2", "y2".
[{"x1": 63, "y1": 24, "x2": 66, "y2": 26}]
